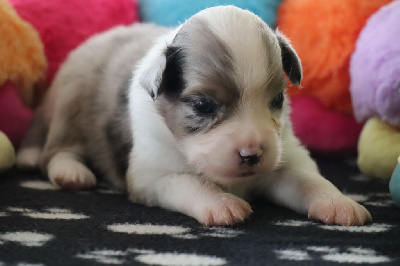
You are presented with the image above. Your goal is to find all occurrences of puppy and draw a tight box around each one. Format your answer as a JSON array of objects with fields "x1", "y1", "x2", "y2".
[{"x1": 18, "y1": 6, "x2": 372, "y2": 226}]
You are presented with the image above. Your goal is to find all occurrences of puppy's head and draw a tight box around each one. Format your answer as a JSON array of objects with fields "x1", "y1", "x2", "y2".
[{"x1": 141, "y1": 6, "x2": 302, "y2": 186}]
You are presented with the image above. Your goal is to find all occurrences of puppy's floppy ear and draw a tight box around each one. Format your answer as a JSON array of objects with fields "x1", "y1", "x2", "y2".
[
  {"x1": 139, "y1": 46, "x2": 185, "y2": 100},
  {"x1": 158, "y1": 45, "x2": 185, "y2": 97},
  {"x1": 139, "y1": 51, "x2": 167, "y2": 99},
  {"x1": 275, "y1": 30, "x2": 302, "y2": 86},
  {"x1": 138, "y1": 28, "x2": 183, "y2": 99}
]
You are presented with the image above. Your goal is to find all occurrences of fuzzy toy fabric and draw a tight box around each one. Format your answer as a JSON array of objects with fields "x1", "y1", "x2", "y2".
[
  {"x1": 357, "y1": 117, "x2": 400, "y2": 179},
  {"x1": 290, "y1": 96, "x2": 363, "y2": 155},
  {"x1": 0, "y1": 83, "x2": 32, "y2": 148},
  {"x1": 278, "y1": 0, "x2": 393, "y2": 114},
  {"x1": 0, "y1": 0, "x2": 47, "y2": 107},
  {"x1": 277, "y1": 0, "x2": 392, "y2": 155},
  {"x1": 11, "y1": 0, "x2": 139, "y2": 86},
  {"x1": 350, "y1": 0, "x2": 400, "y2": 126},
  {"x1": 138, "y1": 0, "x2": 282, "y2": 27}
]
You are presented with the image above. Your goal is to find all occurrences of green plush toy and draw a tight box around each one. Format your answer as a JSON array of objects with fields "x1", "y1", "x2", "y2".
[
  {"x1": 389, "y1": 156, "x2": 400, "y2": 207},
  {"x1": 0, "y1": 131, "x2": 16, "y2": 172}
]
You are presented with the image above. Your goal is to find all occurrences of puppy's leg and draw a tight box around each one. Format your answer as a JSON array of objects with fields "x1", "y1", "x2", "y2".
[
  {"x1": 264, "y1": 169, "x2": 371, "y2": 225},
  {"x1": 128, "y1": 172, "x2": 252, "y2": 226},
  {"x1": 40, "y1": 119, "x2": 96, "y2": 190},
  {"x1": 256, "y1": 148, "x2": 372, "y2": 226},
  {"x1": 17, "y1": 108, "x2": 48, "y2": 169}
]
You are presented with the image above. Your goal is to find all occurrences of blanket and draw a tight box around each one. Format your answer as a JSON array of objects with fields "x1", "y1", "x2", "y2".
[{"x1": 0, "y1": 157, "x2": 399, "y2": 265}]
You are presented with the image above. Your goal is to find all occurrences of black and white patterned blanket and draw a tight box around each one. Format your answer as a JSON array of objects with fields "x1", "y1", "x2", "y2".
[{"x1": 1, "y1": 157, "x2": 399, "y2": 265}]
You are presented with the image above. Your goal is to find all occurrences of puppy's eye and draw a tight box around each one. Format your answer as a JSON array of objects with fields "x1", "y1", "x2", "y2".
[
  {"x1": 270, "y1": 92, "x2": 284, "y2": 110},
  {"x1": 194, "y1": 98, "x2": 217, "y2": 114}
]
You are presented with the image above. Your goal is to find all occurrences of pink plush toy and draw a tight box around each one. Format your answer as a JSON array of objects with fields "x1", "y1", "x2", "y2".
[
  {"x1": 11, "y1": 0, "x2": 139, "y2": 86},
  {"x1": 290, "y1": 96, "x2": 363, "y2": 155},
  {"x1": 0, "y1": 83, "x2": 33, "y2": 147}
]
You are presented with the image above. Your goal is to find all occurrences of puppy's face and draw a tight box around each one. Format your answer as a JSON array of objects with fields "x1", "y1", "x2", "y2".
[{"x1": 154, "y1": 7, "x2": 302, "y2": 186}]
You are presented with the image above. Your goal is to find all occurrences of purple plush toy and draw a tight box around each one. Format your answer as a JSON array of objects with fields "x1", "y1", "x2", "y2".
[
  {"x1": 350, "y1": 0, "x2": 400, "y2": 126},
  {"x1": 350, "y1": 0, "x2": 400, "y2": 180}
]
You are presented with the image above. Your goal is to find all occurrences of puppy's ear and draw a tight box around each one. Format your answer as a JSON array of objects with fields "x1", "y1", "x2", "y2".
[
  {"x1": 158, "y1": 45, "x2": 185, "y2": 97},
  {"x1": 139, "y1": 51, "x2": 168, "y2": 99},
  {"x1": 139, "y1": 45, "x2": 185, "y2": 100},
  {"x1": 138, "y1": 28, "x2": 184, "y2": 99},
  {"x1": 275, "y1": 30, "x2": 302, "y2": 86}
]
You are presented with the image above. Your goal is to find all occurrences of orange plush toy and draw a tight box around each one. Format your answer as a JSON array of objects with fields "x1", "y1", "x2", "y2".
[
  {"x1": 0, "y1": 0, "x2": 47, "y2": 170},
  {"x1": 0, "y1": 0, "x2": 47, "y2": 108},
  {"x1": 277, "y1": 0, "x2": 392, "y2": 154}
]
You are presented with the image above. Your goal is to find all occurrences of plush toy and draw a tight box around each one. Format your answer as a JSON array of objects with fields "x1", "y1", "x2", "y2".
[
  {"x1": 389, "y1": 156, "x2": 400, "y2": 207},
  {"x1": 350, "y1": 0, "x2": 400, "y2": 179},
  {"x1": 0, "y1": 0, "x2": 47, "y2": 108},
  {"x1": 351, "y1": 0, "x2": 400, "y2": 126},
  {"x1": 290, "y1": 96, "x2": 363, "y2": 155},
  {"x1": 0, "y1": 131, "x2": 16, "y2": 172},
  {"x1": 277, "y1": 0, "x2": 393, "y2": 155},
  {"x1": 0, "y1": 83, "x2": 33, "y2": 149},
  {"x1": 138, "y1": 0, "x2": 283, "y2": 27},
  {"x1": 0, "y1": 0, "x2": 46, "y2": 171},
  {"x1": 358, "y1": 118, "x2": 400, "y2": 179}
]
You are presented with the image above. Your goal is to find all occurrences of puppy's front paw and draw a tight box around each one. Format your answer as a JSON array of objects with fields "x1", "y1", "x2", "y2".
[
  {"x1": 196, "y1": 193, "x2": 252, "y2": 226},
  {"x1": 308, "y1": 194, "x2": 372, "y2": 226},
  {"x1": 48, "y1": 153, "x2": 96, "y2": 190}
]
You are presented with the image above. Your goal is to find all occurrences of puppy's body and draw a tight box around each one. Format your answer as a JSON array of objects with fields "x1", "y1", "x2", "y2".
[
  {"x1": 18, "y1": 6, "x2": 371, "y2": 226},
  {"x1": 19, "y1": 24, "x2": 169, "y2": 189}
]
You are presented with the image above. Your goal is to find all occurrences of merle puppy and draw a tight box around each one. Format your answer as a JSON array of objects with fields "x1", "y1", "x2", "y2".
[{"x1": 18, "y1": 6, "x2": 372, "y2": 226}]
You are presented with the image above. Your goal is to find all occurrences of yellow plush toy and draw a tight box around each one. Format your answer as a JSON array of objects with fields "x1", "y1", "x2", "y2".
[
  {"x1": 0, "y1": 0, "x2": 47, "y2": 172},
  {"x1": 0, "y1": 131, "x2": 16, "y2": 172},
  {"x1": 357, "y1": 117, "x2": 400, "y2": 179}
]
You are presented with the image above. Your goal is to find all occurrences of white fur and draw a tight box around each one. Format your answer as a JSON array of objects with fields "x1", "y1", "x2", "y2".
[{"x1": 128, "y1": 29, "x2": 189, "y2": 198}]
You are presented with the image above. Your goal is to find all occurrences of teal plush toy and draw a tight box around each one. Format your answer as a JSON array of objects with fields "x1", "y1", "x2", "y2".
[
  {"x1": 389, "y1": 156, "x2": 400, "y2": 207},
  {"x1": 138, "y1": 0, "x2": 283, "y2": 27}
]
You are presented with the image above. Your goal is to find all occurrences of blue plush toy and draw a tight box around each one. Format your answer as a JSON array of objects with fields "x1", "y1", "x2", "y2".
[
  {"x1": 389, "y1": 156, "x2": 400, "y2": 207},
  {"x1": 138, "y1": 0, "x2": 283, "y2": 27}
]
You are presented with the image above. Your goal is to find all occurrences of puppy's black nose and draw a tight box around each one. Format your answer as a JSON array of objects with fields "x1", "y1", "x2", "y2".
[{"x1": 240, "y1": 155, "x2": 261, "y2": 166}]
